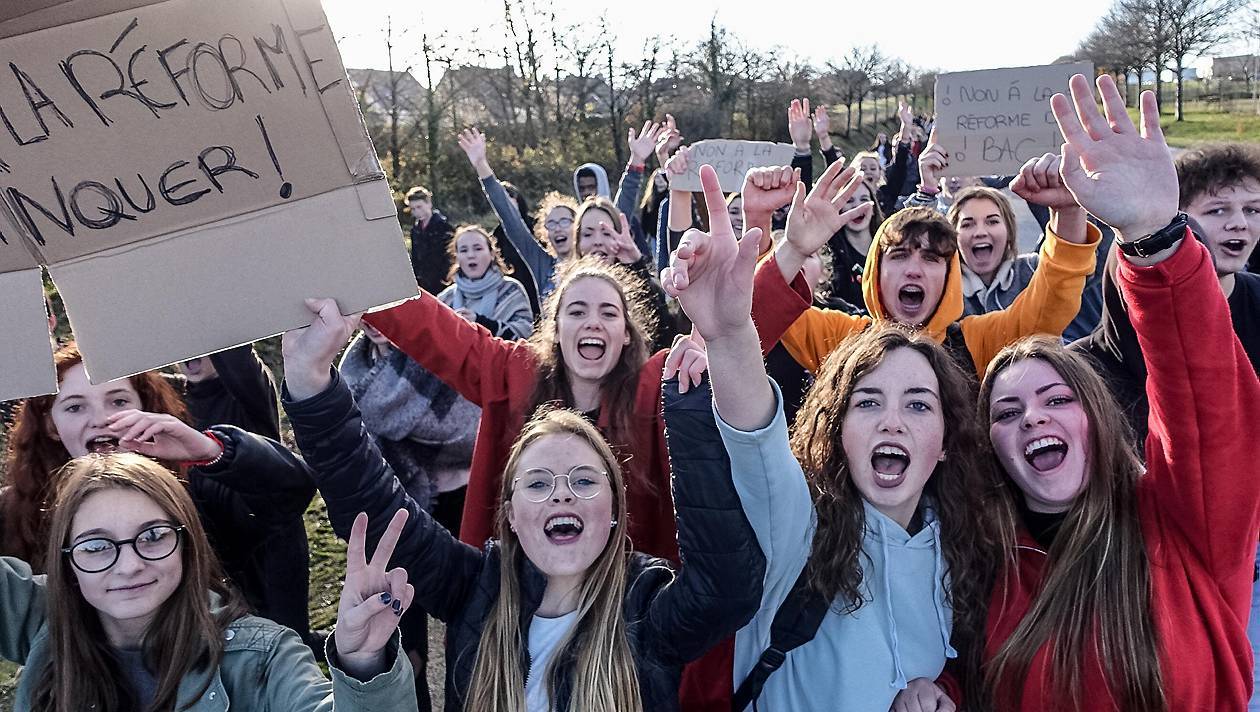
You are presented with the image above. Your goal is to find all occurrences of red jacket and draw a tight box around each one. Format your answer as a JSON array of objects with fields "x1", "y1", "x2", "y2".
[{"x1": 984, "y1": 235, "x2": 1260, "y2": 710}]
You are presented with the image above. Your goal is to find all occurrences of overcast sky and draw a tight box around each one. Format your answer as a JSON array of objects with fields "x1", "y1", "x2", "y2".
[{"x1": 322, "y1": 0, "x2": 1251, "y2": 78}]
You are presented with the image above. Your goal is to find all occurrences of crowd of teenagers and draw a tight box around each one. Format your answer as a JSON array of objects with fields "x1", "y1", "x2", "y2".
[{"x1": 0, "y1": 71, "x2": 1257, "y2": 712}]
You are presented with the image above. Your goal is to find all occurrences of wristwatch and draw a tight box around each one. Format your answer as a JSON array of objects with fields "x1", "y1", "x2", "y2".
[{"x1": 1116, "y1": 212, "x2": 1188, "y2": 258}]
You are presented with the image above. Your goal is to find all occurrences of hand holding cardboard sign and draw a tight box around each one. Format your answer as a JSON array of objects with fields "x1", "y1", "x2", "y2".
[
  {"x1": 917, "y1": 127, "x2": 949, "y2": 193},
  {"x1": 282, "y1": 298, "x2": 361, "y2": 401},
  {"x1": 1051, "y1": 74, "x2": 1177, "y2": 243},
  {"x1": 107, "y1": 410, "x2": 222, "y2": 463}
]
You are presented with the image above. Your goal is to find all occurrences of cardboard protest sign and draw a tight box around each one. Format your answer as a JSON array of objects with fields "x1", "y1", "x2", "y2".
[
  {"x1": 0, "y1": 0, "x2": 416, "y2": 397},
  {"x1": 934, "y1": 62, "x2": 1093, "y2": 176},
  {"x1": 668, "y1": 139, "x2": 796, "y2": 193}
]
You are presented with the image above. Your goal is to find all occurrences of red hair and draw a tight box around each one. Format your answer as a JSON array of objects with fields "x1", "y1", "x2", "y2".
[{"x1": 1, "y1": 343, "x2": 189, "y2": 566}]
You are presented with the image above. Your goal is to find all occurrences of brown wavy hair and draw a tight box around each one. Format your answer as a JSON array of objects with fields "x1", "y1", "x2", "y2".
[
  {"x1": 445, "y1": 224, "x2": 514, "y2": 282},
  {"x1": 527, "y1": 257, "x2": 655, "y2": 463},
  {"x1": 466, "y1": 407, "x2": 642, "y2": 712},
  {"x1": 1, "y1": 343, "x2": 189, "y2": 566},
  {"x1": 573, "y1": 196, "x2": 622, "y2": 258},
  {"x1": 31, "y1": 453, "x2": 247, "y2": 712},
  {"x1": 979, "y1": 336, "x2": 1164, "y2": 712},
  {"x1": 789, "y1": 325, "x2": 999, "y2": 674}
]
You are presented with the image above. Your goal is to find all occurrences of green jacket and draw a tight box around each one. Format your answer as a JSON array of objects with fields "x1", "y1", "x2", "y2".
[{"x1": 0, "y1": 557, "x2": 416, "y2": 711}]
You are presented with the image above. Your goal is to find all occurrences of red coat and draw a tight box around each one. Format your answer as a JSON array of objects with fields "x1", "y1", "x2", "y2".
[{"x1": 984, "y1": 235, "x2": 1260, "y2": 710}]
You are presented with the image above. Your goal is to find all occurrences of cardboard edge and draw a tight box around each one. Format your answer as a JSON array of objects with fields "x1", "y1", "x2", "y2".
[{"x1": 0, "y1": 267, "x2": 57, "y2": 400}]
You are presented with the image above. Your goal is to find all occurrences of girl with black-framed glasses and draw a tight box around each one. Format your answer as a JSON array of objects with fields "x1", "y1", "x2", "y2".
[{"x1": 0, "y1": 452, "x2": 419, "y2": 711}]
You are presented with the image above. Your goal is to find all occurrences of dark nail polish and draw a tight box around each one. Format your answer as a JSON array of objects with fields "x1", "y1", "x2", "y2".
[
  {"x1": 380, "y1": 592, "x2": 392, "y2": 605},
  {"x1": 391, "y1": 598, "x2": 402, "y2": 612}
]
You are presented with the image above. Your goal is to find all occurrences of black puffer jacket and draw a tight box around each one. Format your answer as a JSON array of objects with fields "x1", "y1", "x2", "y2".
[{"x1": 284, "y1": 370, "x2": 764, "y2": 711}]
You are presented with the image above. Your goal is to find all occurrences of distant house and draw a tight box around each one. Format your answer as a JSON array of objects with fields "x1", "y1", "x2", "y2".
[
  {"x1": 1128, "y1": 67, "x2": 1199, "y2": 84},
  {"x1": 347, "y1": 68, "x2": 424, "y2": 120},
  {"x1": 1212, "y1": 54, "x2": 1259, "y2": 81}
]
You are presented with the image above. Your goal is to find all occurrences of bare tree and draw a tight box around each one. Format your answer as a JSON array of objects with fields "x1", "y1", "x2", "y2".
[
  {"x1": 847, "y1": 45, "x2": 884, "y2": 129},
  {"x1": 687, "y1": 18, "x2": 745, "y2": 135},
  {"x1": 1162, "y1": 0, "x2": 1247, "y2": 120}
]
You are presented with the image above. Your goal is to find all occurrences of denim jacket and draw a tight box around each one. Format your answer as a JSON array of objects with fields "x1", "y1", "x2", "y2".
[{"x1": 0, "y1": 557, "x2": 415, "y2": 711}]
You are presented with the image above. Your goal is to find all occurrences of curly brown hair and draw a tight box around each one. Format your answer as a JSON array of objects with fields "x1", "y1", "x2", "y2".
[
  {"x1": 789, "y1": 325, "x2": 1000, "y2": 679},
  {"x1": 1, "y1": 343, "x2": 189, "y2": 565}
]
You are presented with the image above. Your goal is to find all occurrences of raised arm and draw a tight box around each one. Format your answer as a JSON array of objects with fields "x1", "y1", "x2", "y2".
[
  {"x1": 657, "y1": 165, "x2": 815, "y2": 655},
  {"x1": 616, "y1": 120, "x2": 665, "y2": 256},
  {"x1": 207, "y1": 344, "x2": 282, "y2": 441},
  {"x1": 788, "y1": 98, "x2": 815, "y2": 189},
  {"x1": 1056, "y1": 74, "x2": 1260, "y2": 580},
  {"x1": 282, "y1": 300, "x2": 484, "y2": 622},
  {"x1": 458, "y1": 127, "x2": 557, "y2": 293},
  {"x1": 363, "y1": 290, "x2": 531, "y2": 408}
]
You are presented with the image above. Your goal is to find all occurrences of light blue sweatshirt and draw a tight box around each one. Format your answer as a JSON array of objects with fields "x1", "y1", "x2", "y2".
[{"x1": 716, "y1": 382, "x2": 956, "y2": 710}]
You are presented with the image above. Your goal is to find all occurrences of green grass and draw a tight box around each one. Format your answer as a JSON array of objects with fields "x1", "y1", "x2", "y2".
[{"x1": 1128, "y1": 105, "x2": 1260, "y2": 147}]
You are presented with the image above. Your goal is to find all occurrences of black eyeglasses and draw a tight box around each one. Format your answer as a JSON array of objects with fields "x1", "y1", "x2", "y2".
[{"x1": 63, "y1": 525, "x2": 185, "y2": 573}]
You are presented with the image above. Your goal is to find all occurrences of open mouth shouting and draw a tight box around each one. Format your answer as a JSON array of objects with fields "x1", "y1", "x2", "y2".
[
  {"x1": 1024, "y1": 436, "x2": 1068, "y2": 472},
  {"x1": 970, "y1": 241, "x2": 994, "y2": 261},
  {"x1": 544, "y1": 514, "x2": 585, "y2": 544},
  {"x1": 85, "y1": 435, "x2": 121, "y2": 454},
  {"x1": 576, "y1": 337, "x2": 607, "y2": 361},
  {"x1": 1221, "y1": 238, "x2": 1251, "y2": 258},
  {"x1": 871, "y1": 443, "x2": 911, "y2": 488},
  {"x1": 897, "y1": 285, "x2": 926, "y2": 316}
]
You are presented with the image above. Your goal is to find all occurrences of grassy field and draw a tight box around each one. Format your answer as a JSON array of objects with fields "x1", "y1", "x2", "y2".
[{"x1": 1135, "y1": 106, "x2": 1260, "y2": 147}]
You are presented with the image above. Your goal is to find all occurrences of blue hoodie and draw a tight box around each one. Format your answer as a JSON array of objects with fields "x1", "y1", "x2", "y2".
[{"x1": 717, "y1": 382, "x2": 956, "y2": 710}]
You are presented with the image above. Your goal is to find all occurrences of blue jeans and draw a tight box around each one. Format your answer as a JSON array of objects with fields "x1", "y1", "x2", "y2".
[{"x1": 1249, "y1": 547, "x2": 1260, "y2": 710}]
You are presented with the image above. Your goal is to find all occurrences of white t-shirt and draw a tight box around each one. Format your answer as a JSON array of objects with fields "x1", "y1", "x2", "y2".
[{"x1": 524, "y1": 611, "x2": 579, "y2": 712}]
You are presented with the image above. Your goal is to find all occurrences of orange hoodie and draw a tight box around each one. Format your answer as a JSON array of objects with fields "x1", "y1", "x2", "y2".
[{"x1": 754, "y1": 223, "x2": 1101, "y2": 379}]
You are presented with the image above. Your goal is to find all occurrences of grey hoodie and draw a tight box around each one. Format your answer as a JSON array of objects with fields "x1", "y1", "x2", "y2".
[{"x1": 571, "y1": 162, "x2": 611, "y2": 200}]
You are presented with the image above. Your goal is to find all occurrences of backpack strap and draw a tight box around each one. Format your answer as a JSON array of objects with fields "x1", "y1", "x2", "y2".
[{"x1": 731, "y1": 564, "x2": 831, "y2": 711}]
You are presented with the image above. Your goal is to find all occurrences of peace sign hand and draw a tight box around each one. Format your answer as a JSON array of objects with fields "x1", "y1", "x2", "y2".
[
  {"x1": 1050, "y1": 73, "x2": 1177, "y2": 242},
  {"x1": 661, "y1": 164, "x2": 764, "y2": 342},
  {"x1": 334, "y1": 509, "x2": 414, "y2": 680}
]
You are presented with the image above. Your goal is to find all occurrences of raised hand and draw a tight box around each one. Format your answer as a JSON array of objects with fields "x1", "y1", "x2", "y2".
[
  {"x1": 628, "y1": 120, "x2": 666, "y2": 167},
  {"x1": 456, "y1": 128, "x2": 492, "y2": 178},
  {"x1": 813, "y1": 104, "x2": 833, "y2": 151},
  {"x1": 1010, "y1": 153, "x2": 1078, "y2": 210},
  {"x1": 107, "y1": 410, "x2": 222, "y2": 463},
  {"x1": 604, "y1": 213, "x2": 642, "y2": 264},
  {"x1": 334, "y1": 509, "x2": 415, "y2": 680},
  {"x1": 777, "y1": 160, "x2": 871, "y2": 281},
  {"x1": 662, "y1": 330, "x2": 708, "y2": 394},
  {"x1": 1050, "y1": 73, "x2": 1178, "y2": 242},
  {"x1": 664, "y1": 144, "x2": 692, "y2": 181},
  {"x1": 660, "y1": 164, "x2": 764, "y2": 341},
  {"x1": 898, "y1": 101, "x2": 914, "y2": 136},
  {"x1": 282, "y1": 298, "x2": 361, "y2": 401},
  {"x1": 788, "y1": 97, "x2": 813, "y2": 152},
  {"x1": 891, "y1": 677, "x2": 957, "y2": 712},
  {"x1": 741, "y1": 165, "x2": 800, "y2": 220},
  {"x1": 917, "y1": 127, "x2": 948, "y2": 192},
  {"x1": 654, "y1": 113, "x2": 684, "y2": 166}
]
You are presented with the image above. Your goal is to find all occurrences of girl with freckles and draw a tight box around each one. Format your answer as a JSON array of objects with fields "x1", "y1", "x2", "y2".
[
  {"x1": 974, "y1": 75, "x2": 1260, "y2": 711},
  {"x1": 277, "y1": 301, "x2": 764, "y2": 712}
]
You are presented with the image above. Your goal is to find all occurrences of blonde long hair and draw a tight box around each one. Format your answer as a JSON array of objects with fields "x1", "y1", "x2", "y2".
[{"x1": 465, "y1": 407, "x2": 643, "y2": 712}]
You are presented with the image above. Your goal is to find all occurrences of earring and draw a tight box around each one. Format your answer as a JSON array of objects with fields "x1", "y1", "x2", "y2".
[{"x1": 610, "y1": 519, "x2": 618, "y2": 527}]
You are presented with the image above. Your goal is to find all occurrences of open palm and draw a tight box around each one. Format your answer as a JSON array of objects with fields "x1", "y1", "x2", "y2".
[{"x1": 1052, "y1": 74, "x2": 1178, "y2": 239}]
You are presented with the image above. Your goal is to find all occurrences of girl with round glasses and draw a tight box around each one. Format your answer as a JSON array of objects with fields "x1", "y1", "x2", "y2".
[
  {"x1": 278, "y1": 301, "x2": 765, "y2": 711},
  {"x1": 0, "y1": 452, "x2": 418, "y2": 711}
]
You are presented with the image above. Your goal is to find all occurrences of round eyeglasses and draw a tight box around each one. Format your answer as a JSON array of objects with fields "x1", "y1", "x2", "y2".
[
  {"x1": 512, "y1": 465, "x2": 606, "y2": 503},
  {"x1": 544, "y1": 217, "x2": 574, "y2": 230},
  {"x1": 63, "y1": 524, "x2": 185, "y2": 574}
]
